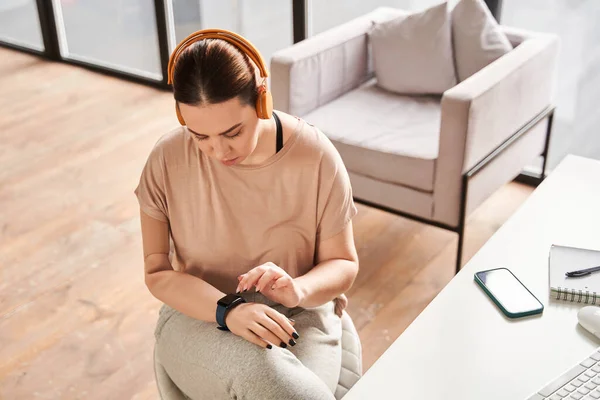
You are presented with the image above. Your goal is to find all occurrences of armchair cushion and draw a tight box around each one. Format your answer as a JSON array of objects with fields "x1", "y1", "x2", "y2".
[
  {"x1": 368, "y1": 2, "x2": 456, "y2": 95},
  {"x1": 452, "y1": 0, "x2": 513, "y2": 81},
  {"x1": 304, "y1": 79, "x2": 441, "y2": 192}
]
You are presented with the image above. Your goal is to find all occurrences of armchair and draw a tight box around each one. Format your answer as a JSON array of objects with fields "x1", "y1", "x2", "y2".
[{"x1": 270, "y1": 7, "x2": 559, "y2": 274}]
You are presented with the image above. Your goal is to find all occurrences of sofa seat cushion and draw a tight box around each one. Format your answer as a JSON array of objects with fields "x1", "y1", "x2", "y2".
[{"x1": 303, "y1": 79, "x2": 441, "y2": 192}]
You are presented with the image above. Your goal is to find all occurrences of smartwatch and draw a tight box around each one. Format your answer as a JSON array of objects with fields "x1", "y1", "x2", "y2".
[{"x1": 216, "y1": 294, "x2": 246, "y2": 331}]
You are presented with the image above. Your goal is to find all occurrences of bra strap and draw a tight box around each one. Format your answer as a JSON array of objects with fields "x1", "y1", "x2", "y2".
[{"x1": 273, "y1": 112, "x2": 283, "y2": 153}]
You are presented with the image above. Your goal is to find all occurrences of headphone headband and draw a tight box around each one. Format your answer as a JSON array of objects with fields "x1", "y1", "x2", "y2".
[{"x1": 167, "y1": 29, "x2": 269, "y2": 85}]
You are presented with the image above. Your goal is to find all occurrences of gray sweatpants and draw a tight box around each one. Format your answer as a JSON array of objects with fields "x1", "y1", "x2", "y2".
[{"x1": 154, "y1": 291, "x2": 343, "y2": 400}]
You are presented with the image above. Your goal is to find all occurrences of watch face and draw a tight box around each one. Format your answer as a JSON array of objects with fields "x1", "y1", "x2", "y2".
[{"x1": 218, "y1": 294, "x2": 241, "y2": 307}]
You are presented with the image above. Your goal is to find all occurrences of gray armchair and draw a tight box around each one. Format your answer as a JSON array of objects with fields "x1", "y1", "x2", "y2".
[{"x1": 270, "y1": 7, "x2": 559, "y2": 274}]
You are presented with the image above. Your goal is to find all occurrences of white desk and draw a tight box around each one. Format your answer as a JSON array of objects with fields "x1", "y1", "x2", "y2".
[{"x1": 344, "y1": 155, "x2": 600, "y2": 400}]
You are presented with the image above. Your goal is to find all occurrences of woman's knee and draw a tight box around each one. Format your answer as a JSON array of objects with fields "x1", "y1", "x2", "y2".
[{"x1": 236, "y1": 349, "x2": 335, "y2": 400}]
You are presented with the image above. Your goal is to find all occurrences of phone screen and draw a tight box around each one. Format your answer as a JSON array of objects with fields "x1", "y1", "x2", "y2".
[{"x1": 475, "y1": 268, "x2": 543, "y2": 316}]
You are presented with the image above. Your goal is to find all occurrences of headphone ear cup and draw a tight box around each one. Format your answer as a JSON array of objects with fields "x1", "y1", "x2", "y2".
[
  {"x1": 175, "y1": 103, "x2": 186, "y2": 125},
  {"x1": 256, "y1": 87, "x2": 273, "y2": 119}
]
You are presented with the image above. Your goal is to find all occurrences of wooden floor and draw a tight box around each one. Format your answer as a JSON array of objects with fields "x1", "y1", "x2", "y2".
[{"x1": 0, "y1": 48, "x2": 534, "y2": 399}]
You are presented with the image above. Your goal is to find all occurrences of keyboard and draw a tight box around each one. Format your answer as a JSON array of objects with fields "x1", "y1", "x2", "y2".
[{"x1": 528, "y1": 348, "x2": 600, "y2": 400}]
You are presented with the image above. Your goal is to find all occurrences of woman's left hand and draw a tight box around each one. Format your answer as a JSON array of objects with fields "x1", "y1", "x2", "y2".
[{"x1": 236, "y1": 262, "x2": 303, "y2": 309}]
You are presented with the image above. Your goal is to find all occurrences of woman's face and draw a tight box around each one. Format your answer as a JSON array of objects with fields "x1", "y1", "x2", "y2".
[{"x1": 179, "y1": 97, "x2": 260, "y2": 166}]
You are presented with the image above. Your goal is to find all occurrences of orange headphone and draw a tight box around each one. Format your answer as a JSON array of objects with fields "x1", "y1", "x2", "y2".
[{"x1": 167, "y1": 29, "x2": 273, "y2": 125}]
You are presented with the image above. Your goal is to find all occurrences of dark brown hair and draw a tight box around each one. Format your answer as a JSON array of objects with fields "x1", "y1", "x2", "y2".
[{"x1": 172, "y1": 39, "x2": 258, "y2": 107}]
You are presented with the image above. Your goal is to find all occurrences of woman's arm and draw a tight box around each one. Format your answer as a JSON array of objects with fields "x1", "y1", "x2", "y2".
[
  {"x1": 140, "y1": 210, "x2": 225, "y2": 322},
  {"x1": 294, "y1": 222, "x2": 359, "y2": 308}
]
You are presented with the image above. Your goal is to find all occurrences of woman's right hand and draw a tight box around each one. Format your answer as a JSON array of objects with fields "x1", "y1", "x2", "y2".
[{"x1": 225, "y1": 302, "x2": 299, "y2": 349}]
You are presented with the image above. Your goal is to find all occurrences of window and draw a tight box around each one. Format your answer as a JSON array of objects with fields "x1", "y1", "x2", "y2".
[
  {"x1": 52, "y1": 0, "x2": 163, "y2": 80},
  {"x1": 166, "y1": 0, "x2": 293, "y2": 69},
  {"x1": 0, "y1": 0, "x2": 44, "y2": 51},
  {"x1": 502, "y1": 0, "x2": 600, "y2": 169}
]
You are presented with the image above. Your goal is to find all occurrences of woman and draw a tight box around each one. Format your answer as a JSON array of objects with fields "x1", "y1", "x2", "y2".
[{"x1": 135, "y1": 29, "x2": 359, "y2": 400}]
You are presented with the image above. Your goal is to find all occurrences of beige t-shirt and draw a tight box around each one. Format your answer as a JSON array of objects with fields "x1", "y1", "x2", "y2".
[{"x1": 134, "y1": 114, "x2": 357, "y2": 295}]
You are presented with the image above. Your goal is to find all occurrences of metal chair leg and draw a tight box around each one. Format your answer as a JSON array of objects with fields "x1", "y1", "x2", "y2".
[
  {"x1": 456, "y1": 224, "x2": 465, "y2": 275},
  {"x1": 455, "y1": 174, "x2": 469, "y2": 275},
  {"x1": 540, "y1": 110, "x2": 555, "y2": 183}
]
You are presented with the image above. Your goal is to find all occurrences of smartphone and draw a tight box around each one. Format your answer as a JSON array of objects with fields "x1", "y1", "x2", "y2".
[{"x1": 474, "y1": 267, "x2": 544, "y2": 318}]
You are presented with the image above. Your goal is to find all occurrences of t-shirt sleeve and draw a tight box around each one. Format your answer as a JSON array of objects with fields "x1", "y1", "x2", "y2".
[
  {"x1": 134, "y1": 145, "x2": 169, "y2": 222},
  {"x1": 316, "y1": 137, "x2": 358, "y2": 242}
]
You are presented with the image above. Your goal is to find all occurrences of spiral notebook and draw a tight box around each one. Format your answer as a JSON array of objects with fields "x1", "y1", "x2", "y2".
[{"x1": 549, "y1": 245, "x2": 600, "y2": 304}]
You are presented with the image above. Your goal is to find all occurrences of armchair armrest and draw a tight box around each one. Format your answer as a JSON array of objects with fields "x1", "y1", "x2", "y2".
[
  {"x1": 433, "y1": 32, "x2": 559, "y2": 227},
  {"x1": 270, "y1": 7, "x2": 404, "y2": 116}
]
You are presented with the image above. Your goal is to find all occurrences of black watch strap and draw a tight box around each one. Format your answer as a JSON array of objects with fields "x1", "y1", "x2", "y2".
[{"x1": 216, "y1": 295, "x2": 246, "y2": 331}]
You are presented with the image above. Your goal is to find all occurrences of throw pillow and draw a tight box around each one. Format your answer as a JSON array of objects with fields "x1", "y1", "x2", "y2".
[
  {"x1": 452, "y1": 0, "x2": 513, "y2": 81},
  {"x1": 368, "y1": 2, "x2": 457, "y2": 95}
]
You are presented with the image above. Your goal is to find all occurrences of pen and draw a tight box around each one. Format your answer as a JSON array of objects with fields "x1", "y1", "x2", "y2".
[{"x1": 566, "y1": 265, "x2": 600, "y2": 278}]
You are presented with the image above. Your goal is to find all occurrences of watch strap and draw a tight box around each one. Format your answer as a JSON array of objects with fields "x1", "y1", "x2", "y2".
[{"x1": 216, "y1": 295, "x2": 245, "y2": 331}]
